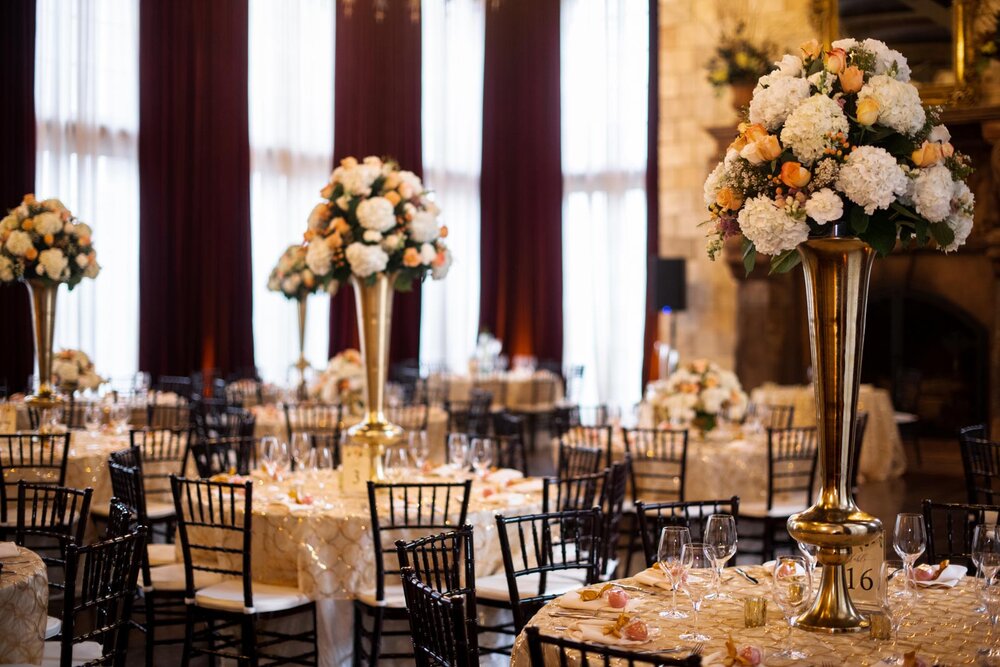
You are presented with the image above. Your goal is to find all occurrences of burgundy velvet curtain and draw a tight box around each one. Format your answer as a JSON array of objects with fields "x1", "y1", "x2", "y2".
[
  {"x1": 0, "y1": 0, "x2": 37, "y2": 394},
  {"x1": 480, "y1": 0, "x2": 563, "y2": 362},
  {"x1": 138, "y1": 0, "x2": 254, "y2": 380},
  {"x1": 642, "y1": 0, "x2": 661, "y2": 385},
  {"x1": 329, "y1": 0, "x2": 423, "y2": 365}
]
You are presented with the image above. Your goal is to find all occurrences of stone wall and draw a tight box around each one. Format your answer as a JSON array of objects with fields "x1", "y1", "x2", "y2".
[{"x1": 656, "y1": 0, "x2": 815, "y2": 377}]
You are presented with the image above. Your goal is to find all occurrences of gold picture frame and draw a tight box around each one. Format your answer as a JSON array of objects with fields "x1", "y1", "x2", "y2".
[{"x1": 810, "y1": 0, "x2": 983, "y2": 106}]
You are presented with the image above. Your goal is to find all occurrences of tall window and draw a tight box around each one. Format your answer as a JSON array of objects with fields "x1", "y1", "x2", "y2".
[
  {"x1": 561, "y1": 0, "x2": 649, "y2": 407},
  {"x1": 420, "y1": 0, "x2": 485, "y2": 373},
  {"x1": 248, "y1": 0, "x2": 334, "y2": 384},
  {"x1": 35, "y1": 0, "x2": 140, "y2": 383}
]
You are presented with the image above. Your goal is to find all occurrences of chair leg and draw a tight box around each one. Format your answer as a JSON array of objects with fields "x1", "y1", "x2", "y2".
[
  {"x1": 352, "y1": 603, "x2": 364, "y2": 667},
  {"x1": 368, "y1": 607, "x2": 384, "y2": 667},
  {"x1": 144, "y1": 597, "x2": 155, "y2": 667},
  {"x1": 241, "y1": 616, "x2": 258, "y2": 667},
  {"x1": 181, "y1": 609, "x2": 194, "y2": 667}
]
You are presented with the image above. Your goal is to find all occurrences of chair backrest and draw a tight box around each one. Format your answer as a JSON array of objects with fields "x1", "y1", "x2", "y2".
[
  {"x1": 524, "y1": 626, "x2": 701, "y2": 667},
  {"x1": 400, "y1": 568, "x2": 478, "y2": 667},
  {"x1": 0, "y1": 432, "x2": 70, "y2": 524},
  {"x1": 960, "y1": 425, "x2": 995, "y2": 504},
  {"x1": 850, "y1": 412, "x2": 869, "y2": 491},
  {"x1": 765, "y1": 427, "x2": 818, "y2": 510},
  {"x1": 172, "y1": 476, "x2": 255, "y2": 609},
  {"x1": 444, "y1": 390, "x2": 493, "y2": 435},
  {"x1": 189, "y1": 435, "x2": 259, "y2": 477},
  {"x1": 224, "y1": 378, "x2": 262, "y2": 408},
  {"x1": 368, "y1": 481, "x2": 472, "y2": 603},
  {"x1": 193, "y1": 401, "x2": 255, "y2": 440},
  {"x1": 59, "y1": 528, "x2": 146, "y2": 667},
  {"x1": 747, "y1": 402, "x2": 795, "y2": 430},
  {"x1": 542, "y1": 471, "x2": 605, "y2": 512},
  {"x1": 147, "y1": 403, "x2": 192, "y2": 430},
  {"x1": 560, "y1": 425, "x2": 614, "y2": 468},
  {"x1": 396, "y1": 526, "x2": 476, "y2": 622},
  {"x1": 16, "y1": 481, "x2": 93, "y2": 592},
  {"x1": 625, "y1": 427, "x2": 689, "y2": 503},
  {"x1": 922, "y1": 498, "x2": 1000, "y2": 571},
  {"x1": 635, "y1": 497, "x2": 741, "y2": 569},
  {"x1": 556, "y1": 442, "x2": 604, "y2": 479},
  {"x1": 130, "y1": 427, "x2": 191, "y2": 503},
  {"x1": 28, "y1": 398, "x2": 94, "y2": 430},
  {"x1": 155, "y1": 375, "x2": 194, "y2": 398},
  {"x1": 495, "y1": 507, "x2": 603, "y2": 631},
  {"x1": 105, "y1": 497, "x2": 136, "y2": 540},
  {"x1": 552, "y1": 405, "x2": 580, "y2": 437},
  {"x1": 599, "y1": 459, "x2": 629, "y2": 578},
  {"x1": 283, "y1": 401, "x2": 344, "y2": 436}
]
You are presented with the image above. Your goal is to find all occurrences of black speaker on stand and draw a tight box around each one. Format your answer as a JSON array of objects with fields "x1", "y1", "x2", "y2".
[{"x1": 652, "y1": 258, "x2": 686, "y2": 378}]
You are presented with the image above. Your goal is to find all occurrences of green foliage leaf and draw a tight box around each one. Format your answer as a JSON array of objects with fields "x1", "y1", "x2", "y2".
[
  {"x1": 742, "y1": 238, "x2": 756, "y2": 277},
  {"x1": 768, "y1": 249, "x2": 801, "y2": 275},
  {"x1": 860, "y1": 217, "x2": 897, "y2": 257},
  {"x1": 930, "y1": 221, "x2": 955, "y2": 248},
  {"x1": 848, "y1": 205, "x2": 869, "y2": 234},
  {"x1": 394, "y1": 273, "x2": 415, "y2": 292},
  {"x1": 806, "y1": 57, "x2": 825, "y2": 77}
]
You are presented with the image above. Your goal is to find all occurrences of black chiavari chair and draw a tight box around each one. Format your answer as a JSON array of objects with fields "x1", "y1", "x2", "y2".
[
  {"x1": 0, "y1": 432, "x2": 70, "y2": 534},
  {"x1": 922, "y1": 499, "x2": 1000, "y2": 571},
  {"x1": 400, "y1": 568, "x2": 478, "y2": 667},
  {"x1": 444, "y1": 389, "x2": 493, "y2": 436},
  {"x1": 171, "y1": 476, "x2": 317, "y2": 666},
  {"x1": 556, "y1": 442, "x2": 604, "y2": 479},
  {"x1": 154, "y1": 375, "x2": 194, "y2": 399},
  {"x1": 625, "y1": 427, "x2": 689, "y2": 503},
  {"x1": 524, "y1": 626, "x2": 702, "y2": 667},
  {"x1": 542, "y1": 471, "x2": 605, "y2": 513},
  {"x1": 188, "y1": 435, "x2": 259, "y2": 477},
  {"x1": 746, "y1": 402, "x2": 795, "y2": 429},
  {"x1": 224, "y1": 377, "x2": 263, "y2": 407},
  {"x1": 193, "y1": 400, "x2": 255, "y2": 440},
  {"x1": 105, "y1": 497, "x2": 135, "y2": 539},
  {"x1": 560, "y1": 424, "x2": 614, "y2": 469},
  {"x1": 960, "y1": 425, "x2": 999, "y2": 505},
  {"x1": 147, "y1": 401, "x2": 192, "y2": 431},
  {"x1": 635, "y1": 497, "x2": 741, "y2": 569},
  {"x1": 129, "y1": 427, "x2": 190, "y2": 522},
  {"x1": 599, "y1": 459, "x2": 629, "y2": 580},
  {"x1": 355, "y1": 480, "x2": 473, "y2": 665}
]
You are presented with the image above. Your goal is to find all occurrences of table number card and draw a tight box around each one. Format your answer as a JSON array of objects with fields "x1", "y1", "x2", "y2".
[
  {"x1": 845, "y1": 532, "x2": 884, "y2": 604},
  {"x1": 0, "y1": 404, "x2": 16, "y2": 434}
]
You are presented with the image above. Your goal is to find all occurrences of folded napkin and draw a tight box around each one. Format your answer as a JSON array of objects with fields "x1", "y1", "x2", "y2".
[
  {"x1": 914, "y1": 563, "x2": 967, "y2": 588},
  {"x1": 632, "y1": 568, "x2": 673, "y2": 590},
  {"x1": 0, "y1": 542, "x2": 20, "y2": 558},
  {"x1": 557, "y1": 593, "x2": 637, "y2": 613},
  {"x1": 485, "y1": 468, "x2": 524, "y2": 485},
  {"x1": 572, "y1": 619, "x2": 657, "y2": 646}
]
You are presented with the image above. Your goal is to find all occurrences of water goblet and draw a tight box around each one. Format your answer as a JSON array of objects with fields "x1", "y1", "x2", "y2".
[
  {"x1": 894, "y1": 513, "x2": 927, "y2": 594},
  {"x1": 678, "y1": 543, "x2": 717, "y2": 642},
  {"x1": 704, "y1": 513, "x2": 737, "y2": 600},
  {"x1": 408, "y1": 431, "x2": 430, "y2": 473},
  {"x1": 771, "y1": 555, "x2": 812, "y2": 661},
  {"x1": 447, "y1": 433, "x2": 469, "y2": 472},
  {"x1": 656, "y1": 526, "x2": 692, "y2": 619},
  {"x1": 290, "y1": 432, "x2": 311, "y2": 472}
]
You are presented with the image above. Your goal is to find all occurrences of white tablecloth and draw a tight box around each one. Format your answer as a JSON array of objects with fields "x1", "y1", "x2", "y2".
[{"x1": 0, "y1": 546, "x2": 47, "y2": 665}]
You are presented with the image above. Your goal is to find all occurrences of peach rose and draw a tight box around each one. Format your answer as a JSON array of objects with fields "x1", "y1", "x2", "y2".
[
  {"x1": 24, "y1": 194, "x2": 36, "y2": 204},
  {"x1": 303, "y1": 229, "x2": 315, "y2": 242},
  {"x1": 940, "y1": 142, "x2": 955, "y2": 158},
  {"x1": 402, "y1": 247, "x2": 421, "y2": 268},
  {"x1": 800, "y1": 39, "x2": 822, "y2": 60},
  {"x1": 439, "y1": 225, "x2": 449, "y2": 238},
  {"x1": 715, "y1": 187, "x2": 744, "y2": 211},
  {"x1": 911, "y1": 141, "x2": 943, "y2": 167},
  {"x1": 780, "y1": 162, "x2": 812, "y2": 189},
  {"x1": 433, "y1": 250, "x2": 448, "y2": 267},
  {"x1": 744, "y1": 123, "x2": 769, "y2": 143},
  {"x1": 43, "y1": 233, "x2": 54, "y2": 245},
  {"x1": 78, "y1": 235, "x2": 90, "y2": 247},
  {"x1": 302, "y1": 271, "x2": 315, "y2": 288},
  {"x1": 839, "y1": 66, "x2": 864, "y2": 94},
  {"x1": 757, "y1": 135, "x2": 783, "y2": 161},
  {"x1": 384, "y1": 191, "x2": 401, "y2": 206},
  {"x1": 825, "y1": 48, "x2": 847, "y2": 74},
  {"x1": 325, "y1": 232, "x2": 343, "y2": 249},
  {"x1": 320, "y1": 183, "x2": 334, "y2": 199},
  {"x1": 25, "y1": 247, "x2": 38, "y2": 261},
  {"x1": 333, "y1": 218, "x2": 351, "y2": 235},
  {"x1": 856, "y1": 98, "x2": 879, "y2": 126},
  {"x1": 21, "y1": 218, "x2": 33, "y2": 231}
]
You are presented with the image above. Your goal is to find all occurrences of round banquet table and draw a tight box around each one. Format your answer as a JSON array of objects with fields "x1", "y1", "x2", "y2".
[
  {"x1": 0, "y1": 546, "x2": 48, "y2": 665},
  {"x1": 64, "y1": 430, "x2": 132, "y2": 507},
  {"x1": 206, "y1": 467, "x2": 542, "y2": 667},
  {"x1": 427, "y1": 370, "x2": 564, "y2": 411},
  {"x1": 750, "y1": 383, "x2": 906, "y2": 483},
  {"x1": 512, "y1": 564, "x2": 992, "y2": 666}
]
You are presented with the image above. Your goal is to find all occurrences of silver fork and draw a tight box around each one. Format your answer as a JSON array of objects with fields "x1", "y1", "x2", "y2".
[{"x1": 691, "y1": 641, "x2": 705, "y2": 655}]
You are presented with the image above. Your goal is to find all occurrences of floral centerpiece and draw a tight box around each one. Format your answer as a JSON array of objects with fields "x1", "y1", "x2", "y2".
[
  {"x1": 707, "y1": 21, "x2": 775, "y2": 110},
  {"x1": 310, "y1": 349, "x2": 364, "y2": 411},
  {"x1": 267, "y1": 244, "x2": 331, "y2": 300},
  {"x1": 302, "y1": 155, "x2": 451, "y2": 291},
  {"x1": 644, "y1": 360, "x2": 748, "y2": 432},
  {"x1": 52, "y1": 349, "x2": 105, "y2": 393},
  {"x1": 703, "y1": 38, "x2": 974, "y2": 273}
]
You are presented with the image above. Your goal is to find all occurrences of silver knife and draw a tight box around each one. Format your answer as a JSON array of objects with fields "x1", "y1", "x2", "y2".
[{"x1": 734, "y1": 567, "x2": 759, "y2": 584}]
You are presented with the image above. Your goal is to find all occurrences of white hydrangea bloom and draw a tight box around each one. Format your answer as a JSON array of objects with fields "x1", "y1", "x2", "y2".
[
  {"x1": 419, "y1": 243, "x2": 437, "y2": 265},
  {"x1": 305, "y1": 239, "x2": 333, "y2": 276},
  {"x1": 409, "y1": 210, "x2": 439, "y2": 243},
  {"x1": 334, "y1": 163, "x2": 381, "y2": 196},
  {"x1": 75, "y1": 253, "x2": 89, "y2": 268},
  {"x1": 857, "y1": 75, "x2": 925, "y2": 135},
  {"x1": 356, "y1": 197, "x2": 396, "y2": 232},
  {"x1": 831, "y1": 38, "x2": 858, "y2": 51},
  {"x1": 807, "y1": 70, "x2": 835, "y2": 95},
  {"x1": 805, "y1": 188, "x2": 844, "y2": 224},
  {"x1": 928, "y1": 125, "x2": 951, "y2": 143},
  {"x1": 910, "y1": 165, "x2": 955, "y2": 223},
  {"x1": 396, "y1": 170, "x2": 424, "y2": 199},
  {"x1": 83, "y1": 261, "x2": 100, "y2": 279},
  {"x1": 4, "y1": 230, "x2": 33, "y2": 256},
  {"x1": 748, "y1": 74, "x2": 811, "y2": 131},
  {"x1": 1, "y1": 215, "x2": 17, "y2": 231},
  {"x1": 942, "y1": 180, "x2": 975, "y2": 252},
  {"x1": 737, "y1": 196, "x2": 810, "y2": 255},
  {"x1": 780, "y1": 94, "x2": 849, "y2": 164},
  {"x1": 860, "y1": 38, "x2": 911, "y2": 81},
  {"x1": 73, "y1": 222, "x2": 92, "y2": 238},
  {"x1": 703, "y1": 162, "x2": 727, "y2": 207},
  {"x1": 345, "y1": 242, "x2": 389, "y2": 277},
  {"x1": 34, "y1": 212, "x2": 62, "y2": 236},
  {"x1": 774, "y1": 54, "x2": 802, "y2": 77},
  {"x1": 37, "y1": 248, "x2": 68, "y2": 279},
  {"x1": 835, "y1": 146, "x2": 908, "y2": 214},
  {"x1": 362, "y1": 230, "x2": 383, "y2": 243}
]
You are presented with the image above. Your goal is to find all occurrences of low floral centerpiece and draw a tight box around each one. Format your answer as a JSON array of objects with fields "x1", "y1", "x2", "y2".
[
  {"x1": 645, "y1": 360, "x2": 748, "y2": 433},
  {"x1": 52, "y1": 349, "x2": 105, "y2": 394},
  {"x1": 310, "y1": 349, "x2": 364, "y2": 412},
  {"x1": 0, "y1": 195, "x2": 101, "y2": 401}
]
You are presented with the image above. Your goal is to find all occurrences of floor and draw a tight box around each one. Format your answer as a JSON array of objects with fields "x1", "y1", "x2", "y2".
[{"x1": 119, "y1": 435, "x2": 967, "y2": 665}]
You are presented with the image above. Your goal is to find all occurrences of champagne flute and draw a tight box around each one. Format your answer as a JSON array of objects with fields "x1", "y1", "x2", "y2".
[
  {"x1": 704, "y1": 514, "x2": 737, "y2": 600},
  {"x1": 448, "y1": 433, "x2": 469, "y2": 472},
  {"x1": 771, "y1": 555, "x2": 812, "y2": 660},
  {"x1": 290, "y1": 432, "x2": 311, "y2": 473},
  {"x1": 408, "y1": 430, "x2": 430, "y2": 473},
  {"x1": 656, "y1": 526, "x2": 692, "y2": 619},
  {"x1": 678, "y1": 543, "x2": 717, "y2": 642},
  {"x1": 879, "y1": 559, "x2": 915, "y2": 665},
  {"x1": 893, "y1": 513, "x2": 927, "y2": 595}
]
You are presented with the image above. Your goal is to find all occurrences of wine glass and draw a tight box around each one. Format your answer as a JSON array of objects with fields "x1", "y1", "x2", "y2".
[
  {"x1": 678, "y1": 543, "x2": 717, "y2": 642},
  {"x1": 290, "y1": 432, "x2": 311, "y2": 472},
  {"x1": 110, "y1": 403, "x2": 129, "y2": 435},
  {"x1": 447, "y1": 433, "x2": 469, "y2": 472},
  {"x1": 408, "y1": 431, "x2": 430, "y2": 472},
  {"x1": 383, "y1": 447, "x2": 409, "y2": 482},
  {"x1": 893, "y1": 513, "x2": 927, "y2": 594},
  {"x1": 879, "y1": 559, "x2": 915, "y2": 665},
  {"x1": 704, "y1": 514, "x2": 737, "y2": 600},
  {"x1": 980, "y1": 571, "x2": 1000, "y2": 663},
  {"x1": 798, "y1": 541, "x2": 819, "y2": 575},
  {"x1": 771, "y1": 555, "x2": 812, "y2": 660},
  {"x1": 656, "y1": 526, "x2": 692, "y2": 619},
  {"x1": 470, "y1": 438, "x2": 494, "y2": 478},
  {"x1": 83, "y1": 404, "x2": 102, "y2": 435},
  {"x1": 317, "y1": 446, "x2": 334, "y2": 471}
]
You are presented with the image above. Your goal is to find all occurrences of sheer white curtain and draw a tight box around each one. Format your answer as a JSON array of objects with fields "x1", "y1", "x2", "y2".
[
  {"x1": 561, "y1": 0, "x2": 648, "y2": 407},
  {"x1": 419, "y1": 0, "x2": 485, "y2": 373},
  {"x1": 249, "y1": 0, "x2": 334, "y2": 384},
  {"x1": 34, "y1": 0, "x2": 140, "y2": 382}
]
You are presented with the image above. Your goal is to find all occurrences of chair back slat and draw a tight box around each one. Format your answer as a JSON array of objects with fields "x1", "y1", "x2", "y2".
[
  {"x1": 16, "y1": 481, "x2": 93, "y2": 592},
  {"x1": 396, "y1": 526, "x2": 476, "y2": 623},
  {"x1": 444, "y1": 390, "x2": 492, "y2": 435},
  {"x1": 559, "y1": 425, "x2": 614, "y2": 469},
  {"x1": 556, "y1": 442, "x2": 603, "y2": 479},
  {"x1": 130, "y1": 427, "x2": 190, "y2": 502},
  {"x1": 1, "y1": 432, "x2": 70, "y2": 524},
  {"x1": 960, "y1": 426, "x2": 1000, "y2": 505},
  {"x1": 626, "y1": 427, "x2": 688, "y2": 503},
  {"x1": 189, "y1": 435, "x2": 258, "y2": 477},
  {"x1": 542, "y1": 471, "x2": 604, "y2": 513},
  {"x1": 747, "y1": 402, "x2": 795, "y2": 429},
  {"x1": 635, "y1": 497, "x2": 741, "y2": 568},
  {"x1": 283, "y1": 402, "x2": 345, "y2": 445},
  {"x1": 766, "y1": 427, "x2": 818, "y2": 510},
  {"x1": 400, "y1": 568, "x2": 478, "y2": 667},
  {"x1": 922, "y1": 498, "x2": 1000, "y2": 571}
]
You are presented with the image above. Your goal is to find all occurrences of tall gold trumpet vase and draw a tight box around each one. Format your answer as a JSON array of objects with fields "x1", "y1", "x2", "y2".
[
  {"x1": 25, "y1": 279, "x2": 62, "y2": 405},
  {"x1": 295, "y1": 297, "x2": 310, "y2": 401},
  {"x1": 787, "y1": 229, "x2": 883, "y2": 632},
  {"x1": 346, "y1": 273, "x2": 404, "y2": 475}
]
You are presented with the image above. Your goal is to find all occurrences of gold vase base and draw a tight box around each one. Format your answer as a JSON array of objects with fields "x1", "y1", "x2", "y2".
[
  {"x1": 347, "y1": 420, "x2": 405, "y2": 448},
  {"x1": 793, "y1": 563, "x2": 869, "y2": 633},
  {"x1": 25, "y1": 388, "x2": 64, "y2": 406}
]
